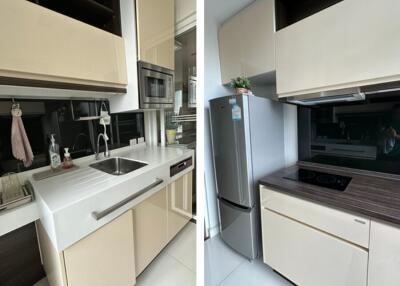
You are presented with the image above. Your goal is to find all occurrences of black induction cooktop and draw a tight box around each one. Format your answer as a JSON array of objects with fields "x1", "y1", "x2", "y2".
[{"x1": 283, "y1": 168, "x2": 352, "y2": 191}]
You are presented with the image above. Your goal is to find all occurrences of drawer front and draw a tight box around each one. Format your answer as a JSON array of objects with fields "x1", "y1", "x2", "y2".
[
  {"x1": 260, "y1": 186, "x2": 370, "y2": 248},
  {"x1": 261, "y1": 208, "x2": 368, "y2": 286}
]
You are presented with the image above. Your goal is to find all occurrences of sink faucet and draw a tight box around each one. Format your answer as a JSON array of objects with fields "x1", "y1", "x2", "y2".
[{"x1": 95, "y1": 133, "x2": 111, "y2": 160}]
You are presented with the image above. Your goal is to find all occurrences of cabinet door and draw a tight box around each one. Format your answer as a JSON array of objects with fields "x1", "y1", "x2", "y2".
[
  {"x1": 261, "y1": 208, "x2": 368, "y2": 286},
  {"x1": 133, "y1": 187, "x2": 168, "y2": 275},
  {"x1": 175, "y1": 0, "x2": 196, "y2": 36},
  {"x1": 368, "y1": 220, "x2": 400, "y2": 286},
  {"x1": 218, "y1": 0, "x2": 275, "y2": 85},
  {"x1": 63, "y1": 211, "x2": 135, "y2": 286},
  {"x1": 136, "y1": 0, "x2": 175, "y2": 70},
  {"x1": 168, "y1": 171, "x2": 193, "y2": 240},
  {"x1": 0, "y1": 0, "x2": 127, "y2": 88},
  {"x1": 276, "y1": 0, "x2": 400, "y2": 97}
]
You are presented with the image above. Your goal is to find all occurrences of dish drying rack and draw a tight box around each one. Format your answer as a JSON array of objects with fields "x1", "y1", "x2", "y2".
[
  {"x1": 0, "y1": 181, "x2": 34, "y2": 212},
  {"x1": 170, "y1": 114, "x2": 197, "y2": 123}
]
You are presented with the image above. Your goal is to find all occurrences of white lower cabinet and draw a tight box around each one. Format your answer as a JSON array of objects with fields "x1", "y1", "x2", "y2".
[
  {"x1": 37, "y1": 210, "x2": 136, "y2": 286},
  {"x1": 368, "y1": 220, "x2": 400, "y2": 286},
  {"x1": 37, "y1": 172, "x2": 193, "y2": 285},
  {"x1": 261, "y1": 208, "x2": 368, "y2": 286},
  {"x1": 168, "y1": 171, "x2": 193, "y2": 240},
  {"x1": 132, "y1": 171, "x2": 193, "y2": 276},
  {"x1": 132, "y1": 187, "x2": 168, "y2": 275},
  {"x1": 260, "y1": 186, "x2": 370, "y2": 286}
]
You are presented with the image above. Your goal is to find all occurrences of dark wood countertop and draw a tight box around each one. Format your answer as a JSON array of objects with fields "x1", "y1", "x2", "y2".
[{"x1": 259, "y1": 163, "x2": 400, "y2": 225}]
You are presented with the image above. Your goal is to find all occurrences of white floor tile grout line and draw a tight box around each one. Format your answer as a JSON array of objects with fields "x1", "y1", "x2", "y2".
[
  {"x1": 216, "y1": 258, "x2": 247, "y2": 286},
  {"x1": 165, "y1": 252, "x2": 196, "y2": 274}
]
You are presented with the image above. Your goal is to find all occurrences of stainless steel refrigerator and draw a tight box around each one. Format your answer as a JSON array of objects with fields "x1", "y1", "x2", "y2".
[{"x1": 209, "y1": 94, "x2": 285, "y2": 259}]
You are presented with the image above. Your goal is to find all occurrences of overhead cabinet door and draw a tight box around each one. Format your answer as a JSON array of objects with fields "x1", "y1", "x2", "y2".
[
  {"x1": 136, "y1": 0, "x2": 175, "y2": 70},
  {"x1": 276, "y1": 0, "x2": 400, "y2": 97},
  {"x1": 0, "y1": 0, "x2": 127, "y2": 88},
  {"x1": 218, "y1": 0, "x2": 276, "y2": 85}
]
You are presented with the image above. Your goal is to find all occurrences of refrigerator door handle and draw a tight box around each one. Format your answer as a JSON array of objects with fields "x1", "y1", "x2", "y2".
[{"x1": 218, "y1": 196, "x2": 252, "y2": 213}]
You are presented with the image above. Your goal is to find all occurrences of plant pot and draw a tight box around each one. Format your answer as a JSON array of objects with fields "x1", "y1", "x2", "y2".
[{"x1": 235, "y1": 87, "x2": 248, "y2": 95}]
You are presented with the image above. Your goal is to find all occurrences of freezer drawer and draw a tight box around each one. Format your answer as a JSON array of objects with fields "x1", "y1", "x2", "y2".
[
  {"x1": 218, "y1": 198, "x2": 258, "y2": 259},
  {"x1": 261, "y1": 208, "x2": 368, "y2": 286}
]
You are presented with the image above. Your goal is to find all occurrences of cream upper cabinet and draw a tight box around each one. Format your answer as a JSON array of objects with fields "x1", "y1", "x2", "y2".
[
  {"x1": 368, "y1": 220, "x2": 400, "y2": 286},
  {"x1": 168, "y1": 171, "x2": 193, "y2": 240},
  {"x1": 132, "y1": 187, "x2": 168, "y2": 275},
  {"x1": 175, "y1": 0, "x2": 196, "y2": 36},
  {"x1": 276, "y1": 0, "x2": 400, "y2": 98},
  {"x1": 136, "y1": 0, "x2": 175, "y2": 70},
  {"x1": 218, "y1": 0, "x2": 276, "y2": 85},
  {"x1": 0, "y1": 0, "x2": 127, "y2": 89}
]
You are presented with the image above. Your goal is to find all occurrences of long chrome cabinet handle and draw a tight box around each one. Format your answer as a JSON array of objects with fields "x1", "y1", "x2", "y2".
[{"x1": 92, "y1": 178, "x2": 164, "y2": 221}]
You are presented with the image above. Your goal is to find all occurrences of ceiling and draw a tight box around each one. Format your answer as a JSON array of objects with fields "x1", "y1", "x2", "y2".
[{"x1": 205, "y1": 0, "x2": 255, "y2": 24}]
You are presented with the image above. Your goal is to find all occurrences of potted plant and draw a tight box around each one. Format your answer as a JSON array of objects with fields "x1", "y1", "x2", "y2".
[{"x1": 230, "y1": 77, "x2": 251, "y2": 95}]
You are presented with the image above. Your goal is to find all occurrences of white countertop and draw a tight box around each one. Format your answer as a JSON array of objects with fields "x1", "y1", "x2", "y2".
[
  {"x1": 0, "y1": 144, "x2": 194, "y2": 250},
  {"x1": 31, "y1": 144, "x2": 192, "y2": 213}
]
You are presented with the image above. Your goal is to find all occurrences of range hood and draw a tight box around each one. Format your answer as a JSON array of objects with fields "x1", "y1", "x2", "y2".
[
  {"x1": 284, "y1": 81, "x2": 400, "y2": 106},
  {"x1": 286, "y1": 87, "x2": 365, "y2": 106}
]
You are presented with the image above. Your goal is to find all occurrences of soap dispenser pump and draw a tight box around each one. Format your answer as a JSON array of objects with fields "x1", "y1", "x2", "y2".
[
  {"x1": 49, "y1": 134, "x2": 61, "y2": 170},
  {"x1": 63, "y1": 148, "x2": 73, "y2": 169}
]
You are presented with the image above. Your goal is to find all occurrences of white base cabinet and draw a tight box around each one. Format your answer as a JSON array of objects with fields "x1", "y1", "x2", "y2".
[
  {"x1": 261, "y1": 208, "x2": 368, "y2": 286},
  {"x1": 168, "y1": 171, "x2": 193, "y2": 240},
  {"x1": 132, "y1": 171, "x2": 193, "y2": 276},
  {"x1": 368, "y1": 220, "x2": 400, "y2": 286},
  {"x1": 276, "y1": 0, "x2": 400, "y2": 97},
  {"x1": 133, "y1": 187, "x2": 169, "y2": 275},
  {"x1": 218, "y1": 0, "x2": 276, "y2": 85},
  {"x1": 37, "y1": 210, "x2": 136, "y2": 286},
  {"x1": 260, "y1": 186, "x2": 369, "y2": 286},
  {"x1": 37, "y1": 171, "x2": 193, "y2": 285}
]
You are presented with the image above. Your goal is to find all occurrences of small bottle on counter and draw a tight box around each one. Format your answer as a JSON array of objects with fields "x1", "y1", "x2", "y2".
[
  {"x1": 62, "y1": 148, "x2": 73, "y2": 169},
  {"x1": 49, "y1": 134, "x2": 61, "y2": 170}
]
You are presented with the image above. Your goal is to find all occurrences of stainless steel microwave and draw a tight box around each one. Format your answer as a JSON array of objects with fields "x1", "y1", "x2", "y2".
[{"x1": 138, "y1": 61, "x2": 174, "y2": 109}]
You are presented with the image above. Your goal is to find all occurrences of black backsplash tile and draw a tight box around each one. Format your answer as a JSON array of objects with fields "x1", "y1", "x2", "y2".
[
  {"x1": 0, "y1": 99, "x2": 144, "y2": 176},
  {"x1": 298, "y1": 94, "x2": 400, "y2": 175}
]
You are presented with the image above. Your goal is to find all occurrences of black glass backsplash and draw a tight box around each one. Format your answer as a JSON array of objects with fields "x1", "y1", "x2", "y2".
[
  {"x1": 298, "y1": 93, "x2": 400, "y2": 175},
  {"x1": 0, "y1": 99, "x2": 144, "y2": 176}
]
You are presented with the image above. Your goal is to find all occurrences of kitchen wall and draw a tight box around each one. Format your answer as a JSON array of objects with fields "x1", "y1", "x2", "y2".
[{"x1": 204, "y1": 0, "x2": 298, "y2": 237}]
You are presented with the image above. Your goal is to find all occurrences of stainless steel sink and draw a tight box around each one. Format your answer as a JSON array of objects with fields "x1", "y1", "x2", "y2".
[{"x1": 90, "y1": 157, "x2": 147, "y2": 176}]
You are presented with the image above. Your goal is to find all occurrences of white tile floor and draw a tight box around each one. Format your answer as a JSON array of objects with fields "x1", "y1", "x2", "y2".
[
  {"x1": 205, "y1": 235, "x2": 294, "y2": 286},
  {"x1": 34, "y1": 222, "x2": 196, "y2": 286}
]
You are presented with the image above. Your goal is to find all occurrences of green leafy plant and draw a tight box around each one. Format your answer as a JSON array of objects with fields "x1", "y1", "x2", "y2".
[{"x1": 230, "y1": 77, "x2": 251, "y2": 90}]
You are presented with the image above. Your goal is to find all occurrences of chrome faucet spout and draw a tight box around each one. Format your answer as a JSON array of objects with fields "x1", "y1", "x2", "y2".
[{"x1": 95, "y1": 133, "x2": 110, "y2": 160}]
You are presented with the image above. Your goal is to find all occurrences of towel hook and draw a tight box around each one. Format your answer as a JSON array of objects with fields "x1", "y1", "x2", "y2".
[{"x1": 11, "y1": 98, "x2": 22, "y2": 117}]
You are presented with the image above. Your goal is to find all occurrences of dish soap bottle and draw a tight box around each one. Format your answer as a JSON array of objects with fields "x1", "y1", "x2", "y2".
[
  {"x1": 49, "y1": 134, "x2": 61, "y2": 170},
  {"x1": 63, "y1": 148, "x2": 73, "y2": 169}
]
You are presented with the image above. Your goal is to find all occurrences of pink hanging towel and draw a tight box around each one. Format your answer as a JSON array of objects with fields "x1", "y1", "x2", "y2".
[{"x1": 11, "y1": 113, "x2": 34, "y2": 167}]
